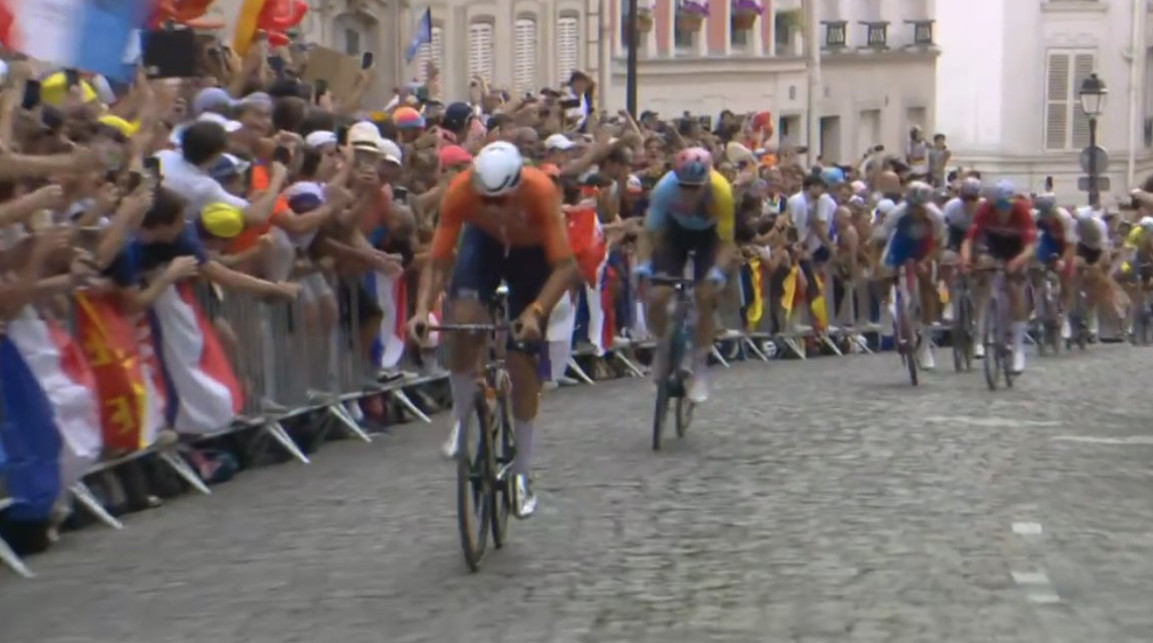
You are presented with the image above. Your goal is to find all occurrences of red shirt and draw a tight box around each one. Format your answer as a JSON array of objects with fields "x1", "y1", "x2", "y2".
[{"x1": 966, "y1": 199, "x2": 1036, "y2": 245}]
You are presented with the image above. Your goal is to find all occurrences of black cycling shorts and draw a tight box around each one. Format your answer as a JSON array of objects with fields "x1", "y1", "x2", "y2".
[{"x1": 652, "y1": 218, "x2": 719, "y2": 282}]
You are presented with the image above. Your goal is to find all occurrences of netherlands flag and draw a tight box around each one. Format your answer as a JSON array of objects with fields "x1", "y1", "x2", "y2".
[
  {"x1": 0, "y1": 0, "x2": 150, "y2": 81},
  {"x1": 0, "y1": 310, "x2": 101, "y2": 521}
]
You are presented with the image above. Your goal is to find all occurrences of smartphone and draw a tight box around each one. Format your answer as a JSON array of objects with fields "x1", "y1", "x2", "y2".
[
  {"x1": 336, "y1": 125, "x2": 350, "y2": 146},
  {"x1": 559, "y1": 97, "x2": 581, "y2": 109},
  {"x1": 361, "y1": 51, "x2": 374, "y2": 69},
  {"x1": 314, "y1": 79, "x2": 328, "y2": 103},
  {"x1": 1044, "y1": 175, "x2": 1054, "y2": 191},
  {"x1": 21, "y1": 79, "x2": 41, "y2": 110},
  {"x1": 393, "y1": 186, "x2": 409, "y2": 205},
  {"x1": 143, "y1": 156, "x2": 161, "y2": 180},
  {"x1": 126, "y1": 170, "x2": 144, "y2": 192},
  {"x1": 268, "y1": 55, "x2": 286, "y2": 75},
  {"x1": 273, "y1": 145, "x2": 292, "y2": 165},
  {"x1": 63, "y1": 68, "x2": 80, "y2": 88}
]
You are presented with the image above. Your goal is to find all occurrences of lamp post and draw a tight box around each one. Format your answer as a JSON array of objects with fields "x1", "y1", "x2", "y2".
[
  {"x1": 1078, "y1": 73, "x2": 1108, "y2": 206},
  {"x1": 626, "y1": 0, "x2": 639, "y2": 117}
]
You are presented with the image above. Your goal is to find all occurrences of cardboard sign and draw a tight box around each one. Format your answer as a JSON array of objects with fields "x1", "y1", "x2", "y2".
[{"x1": 302, "y1": 46, "x2": 361, "y2": 103}]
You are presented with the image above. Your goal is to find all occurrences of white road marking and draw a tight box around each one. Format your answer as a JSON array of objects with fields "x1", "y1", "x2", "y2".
[
  {"x1": 1011, "y1": 570, "x2": 1051, "y2": 585},
  {"x1": 923, "y1": 416, "x2": 1061, "y2": 428},
  {"x1": 1012, "y1": 522, "x2": 1043, "y2": 536},
  {"x1": 1050, "y1": 435, "x2": 1153, "y2": 446}
]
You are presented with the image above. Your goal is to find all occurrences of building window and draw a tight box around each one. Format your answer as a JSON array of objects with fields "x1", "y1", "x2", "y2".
[
  {"x1": 1044, "y1": 50, "x2": 1096, "y2": 151},
  {"x1": 557, "y1": 15, "x2": 579, "y2": 82},
  {"x1": 674, "y1": 29, "x2": 695, "y2": 51},
  {"x1": 417, "y1": 25, "x2": 444, "y2": 88},
  {"x1": 343, "y1": 28, "x2": 360, "y2": 56},
  {"x1": 731, "y1": 26, "x2": 749, "y2": 50},
  {"x1": 468, "y1": 21, "x2": 495, "y2": 84},
  {"x1": 513, "y1": 18, "x2": 538, "y2": 95}
]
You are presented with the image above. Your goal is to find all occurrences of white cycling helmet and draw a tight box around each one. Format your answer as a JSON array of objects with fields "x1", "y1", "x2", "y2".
[
  {"x1": 906, "y1": 181, "x2": 934, "y2": 206},
  {"x1": 1140, "y1": 216, "x2": 1153, "y2": 231},
  {"x1": 471, "y1": 141, "x2": 523, "y2": 196}
]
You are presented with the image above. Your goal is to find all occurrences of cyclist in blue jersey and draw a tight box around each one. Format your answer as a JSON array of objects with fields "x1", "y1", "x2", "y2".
[{"x1": 635, "y1": 147, "x2": 735, "y2": 403}]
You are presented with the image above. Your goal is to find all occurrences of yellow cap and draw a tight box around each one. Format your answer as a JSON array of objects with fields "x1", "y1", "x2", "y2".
[
  {"x1": 200, "y1": 202, "x2": 245, "y2": 239},
  {"x1": 40, "y1": 72, "x2": 97, "y2": 106},
  {"x1": 97, "y1": 115, "x2": 139, "y2": 137}
]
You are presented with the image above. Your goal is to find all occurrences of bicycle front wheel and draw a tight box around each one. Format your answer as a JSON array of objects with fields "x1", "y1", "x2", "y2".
[
  {"x1": 983, "y1": 296, "x2": 1001, "y2": 391},
  {"x1": 490, "y1": 373, "x2": 515, "y2": 550},
  {"x1": 457, "y1": 394, "x2": 494, "y2": 572}
]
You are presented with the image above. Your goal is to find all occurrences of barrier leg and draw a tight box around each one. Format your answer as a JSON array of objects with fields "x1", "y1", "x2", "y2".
[
  {"x1": 742, "y1": 336, "x2": 770, "y2": 362},
  {"x1": 69, "y1": 481, "x2": 124, "y2": 530},
  {"x1": 613, "y1": 351, "x2": 646, "y2": 377},
  {"x1": 329, "y1": 404, "x2": 372, "y2": 443},
  {"x1": 709, "y1": 344, "x2": 731, "y2": 368},
  {"x1": 261, "y1": 422, "x2": 311, "y2": 464},
  {"x1": 819, "y1": 334, "x2": 843, "y2": 356},
  {"x1": 390, "y1": 388, "x2": 433, "y2": 424},
  {"x1": 158, "y1": 450, "x2": 214, "y2": 494},
  {"x1": 0, "y1": 503, "x2": 33, "y2": 577},
  {"x1": 566, "y1": 356, "x2": 596, "y2": 384}
]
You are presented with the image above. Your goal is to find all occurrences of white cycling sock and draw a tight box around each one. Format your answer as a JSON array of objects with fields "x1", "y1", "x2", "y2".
[
  {"x1": 513, "y1": 418, "x2": 534, "y2": 475},
  {"x1": 449, "y1": 373, "x2": 476, "y2": 434},
  {"x1": 1011, "y1": 321, "x2": 1027, "y2": 350}
]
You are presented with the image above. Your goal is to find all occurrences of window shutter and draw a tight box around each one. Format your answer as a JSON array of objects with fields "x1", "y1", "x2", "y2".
[
  {"x1": 468, "y1": 22, "x2": 494, "y2": 83},
  {"x1": 1070, "y1": 53, "x2": 1095, "y2": 148},
  {"x1": 417, "y1": 25, "x2": 444, "y2": 89},
  {"x1": 513, "y1": 18, "x2": 537, "y2": 95},
  {"x1": 1045, "y1": 52, "x2": 1070, "y2": 150},
  {"x1": 557, "y1": 16, "x2": 579, "y2": 84}
]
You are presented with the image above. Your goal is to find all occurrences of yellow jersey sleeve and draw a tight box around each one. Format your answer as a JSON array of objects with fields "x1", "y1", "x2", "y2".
[
  {"x1": 708, "y1": 170, "x2": 735, "y2": 243},
  {"x1": 1125, "y1": 227, "x2": 1143, "y2": 251}
]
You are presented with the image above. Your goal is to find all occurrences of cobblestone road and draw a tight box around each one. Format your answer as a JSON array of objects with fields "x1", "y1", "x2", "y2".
[{"x1": 3, "y1": 346, "x2": 1153, "y2": 643}]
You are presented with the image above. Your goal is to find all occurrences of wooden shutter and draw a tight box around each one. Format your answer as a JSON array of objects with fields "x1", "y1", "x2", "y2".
[
  {"x1": 1070, "y1": 53, "x2": 1095, "y2": 148},
  {"x1": 513, "y1": 18, "x2": 537, "y2": 95},
  {"x1": 1045, "y1": 52, "x2": 1070, "y2": 150},
  {"x1": 557, "y1": 16, "x2": 579, "y2": 84},
  {"x1": 468, "y1": 22, "x2": 494, "y2": 83}
]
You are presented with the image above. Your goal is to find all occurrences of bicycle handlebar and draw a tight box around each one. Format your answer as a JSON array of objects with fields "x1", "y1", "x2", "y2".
[{"x1": 649, "y1": 274, "x2": 695, "y2": 287}]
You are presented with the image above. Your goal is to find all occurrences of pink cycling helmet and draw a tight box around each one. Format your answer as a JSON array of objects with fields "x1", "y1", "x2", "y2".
[{"x1": 673, "y1": 147, "x2": 713, "y2": 186}]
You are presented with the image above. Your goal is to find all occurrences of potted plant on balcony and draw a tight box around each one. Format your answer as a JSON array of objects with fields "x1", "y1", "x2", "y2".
[
  {"x1": 637, "y1": 1, "x2": 654, "y2": 33},
  {"x1": 675, "y1": 0, "x2": 709, "y2": 33},
  {"x1": 731, "y1": 0, "x2": 762, "y2": 31}
]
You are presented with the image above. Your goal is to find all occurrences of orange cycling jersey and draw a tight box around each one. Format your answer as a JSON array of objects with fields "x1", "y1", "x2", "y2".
[{"x1": 430, "y1": 166, "x2": 573, "y2": 264}]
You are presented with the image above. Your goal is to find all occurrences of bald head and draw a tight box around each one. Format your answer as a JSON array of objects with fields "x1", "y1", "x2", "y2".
[{"x1": 878, "y1": 170, "x2": 902, "y2": 195}]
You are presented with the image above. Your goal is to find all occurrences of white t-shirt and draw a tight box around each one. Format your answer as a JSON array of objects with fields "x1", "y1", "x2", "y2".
[
  {"x1": 156, "y1": 150, "x2": 248, "y2": 220},
  {"x1": 787, "y1": 191, "x2": 832, "y2": 252}
]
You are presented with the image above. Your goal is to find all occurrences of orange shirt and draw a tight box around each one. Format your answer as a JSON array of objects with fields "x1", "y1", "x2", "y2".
[
  {"x1": 430, "y1": 167, "x2": 572, "y2": 264},
  {"x1": 227, "y1": 164, "x2": 286, "y2": 254}
]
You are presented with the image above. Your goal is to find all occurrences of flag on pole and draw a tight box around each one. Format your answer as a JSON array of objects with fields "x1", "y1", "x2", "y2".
[
  {"x1": 404, "y1": 8, "x2": 431, "y2": 64},
  {"x1": 0, "y1": 0, "x2": 150, "y2": 81}
]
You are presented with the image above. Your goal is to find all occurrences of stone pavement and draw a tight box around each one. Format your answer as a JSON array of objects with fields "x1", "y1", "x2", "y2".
[{"x1": 3, "y1": 346, "x2": 1153, "y2": 643}]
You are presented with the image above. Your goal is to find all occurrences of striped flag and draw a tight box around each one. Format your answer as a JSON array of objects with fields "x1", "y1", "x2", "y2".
[{"x1": 0, "y1": 0, "x2": 150, "y2": 80}]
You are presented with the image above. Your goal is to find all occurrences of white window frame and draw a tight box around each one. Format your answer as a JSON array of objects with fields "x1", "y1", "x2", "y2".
[
  {"x1": 513, "y1": 17, "x2": 538, "y2": 96},
  {"x1": 557, "y1": 14, "x2": 580, "y2": 84}
]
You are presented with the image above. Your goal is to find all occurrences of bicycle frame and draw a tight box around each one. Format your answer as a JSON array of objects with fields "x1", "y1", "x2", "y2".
[
  {"x1": 980, "y1": 265, "x2": 1015, "y2": 389},
  {"x1": 649, "y1": 273, "x2": 696, "y2": 450},
  {"x1": 893, "y1": 261, "x2": 921, "y2": 385}
]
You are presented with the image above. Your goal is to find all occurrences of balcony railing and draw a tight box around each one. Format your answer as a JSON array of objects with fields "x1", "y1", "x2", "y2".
[
  {"x1": 905, "y1": 19, "x2": 934, "y2": 46},
  {"x1": 821, "y1": 20, "x2": 847, "y2": 50},
  {"x1": 859, "y1": 21, "x2": 889, "y2": 49}
]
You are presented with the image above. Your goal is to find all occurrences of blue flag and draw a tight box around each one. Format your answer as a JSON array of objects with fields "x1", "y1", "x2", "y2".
[{"x1": 405, "y1": 9, "x2": 432, "y2": 64}]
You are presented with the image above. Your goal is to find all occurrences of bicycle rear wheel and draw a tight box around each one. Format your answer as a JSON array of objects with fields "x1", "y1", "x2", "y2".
[
  {"x1": 457, "y1": 394, "x2": 494, "y2": 572},
  {"x1": 652, "y1": 306, "x2": 689, "y2": 451},
  {"x1": 489, "y1": 372, "x2": 515, "y2": 549},
  {"x1": 952, "y1": 290, "x2": 970, "y2": 372}
]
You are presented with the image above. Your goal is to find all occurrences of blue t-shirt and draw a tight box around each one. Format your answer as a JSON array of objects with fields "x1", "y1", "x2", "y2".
[{"x1": 105, "y1": 222, "x2": 208, "y2": 287}]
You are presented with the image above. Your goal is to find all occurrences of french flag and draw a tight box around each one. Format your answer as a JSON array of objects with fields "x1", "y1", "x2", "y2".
[
  {"x1": 367, "y1": 271, "x2": 408, "y2": 370},
  {"x1": 0, "y1": 0, "x2": 150, "y2": 81},
  {"x1": 0, "y1": 310, "x2": 101, "y2": 521},
  {"x1": 148, "y1": 284, "x2": 242, "y2": 435}
]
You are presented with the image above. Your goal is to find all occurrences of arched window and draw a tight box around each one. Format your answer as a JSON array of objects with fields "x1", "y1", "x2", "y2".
[
  {"x1": 417, "y1": 24, "x2": 444, "y2": 91},
  {"x1": 468, "y1": 21, "x2": 495, "y2": 83},
  {"x1": 513, "y1": 17, "x2": 538, "y2": 95}
]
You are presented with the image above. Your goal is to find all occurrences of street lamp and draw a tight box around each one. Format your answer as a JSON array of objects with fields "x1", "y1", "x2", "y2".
[{"x1": 1079, "y1": 73, "x2": 1108, "y2": 206}]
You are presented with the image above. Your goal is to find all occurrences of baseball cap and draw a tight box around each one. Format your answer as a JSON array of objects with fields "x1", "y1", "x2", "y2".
[
  {"x1": 348, "y1": 121, "x2": 385, "y2": 154},
  {"x1": 392, "y1": 106, "x2": 425, "y2": 130},
  {"x1": 544, "y1": 134, "x2": 575, "y2": 152},
  {"x1": 438, "y1": 144, "x2": 472, "y2": 170},
  {"x1": 97, "y1": 114, "x2": 139, "y2": 138},
  {"x1": 305, "y1": 131, "x2": 338, "y2": 149},
  {"x1": 442, "y1": 102, "x2": 474, "y2": 132},
  {"x1": 200, "y1": 202, "x2": 245, "y2": 239},
  {"x1": 169, "y1": 112, "x2": 243, "y2": 146},
  {"x1": 285, "y1": 182, "x2": 325, "y2": 214},
  {"x1": 208, "y1": 153, "x2": 251, "y2": 181},
  {"x1": 379, "y1": 139, "x2": 403, "y2": 165},
  {"x1": 192, "y1": 87, "x2": 236, "y2": 116}
]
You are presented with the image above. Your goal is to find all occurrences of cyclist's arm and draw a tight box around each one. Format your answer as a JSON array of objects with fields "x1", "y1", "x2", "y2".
[
  {"x1": 927, "y1": 205, "x2": 946, "y2": 263},
  {"x1": 529, "y1": 191, "x2": 579, "y2": 316},
  {"x1": 639, "y1": 178, "x2": 674, "y2": 264},
  {"x1": 417, "y1": 185, "x2": 466, "y2": 315},
  {"x1": 1010, "y1": 205, "x2": 1037, "y2": 268}
]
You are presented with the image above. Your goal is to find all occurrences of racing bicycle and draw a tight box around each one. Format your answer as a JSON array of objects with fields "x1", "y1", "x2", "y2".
[
  {"x1": 977, "y1": 264, "x2": 1016, "y2": 390},
  {"x1": 649, "y1": 273, "x2": 698, "y2": 451},
  {"x1": 893, "y1": 261, "x2": 922, "y2": 386}
]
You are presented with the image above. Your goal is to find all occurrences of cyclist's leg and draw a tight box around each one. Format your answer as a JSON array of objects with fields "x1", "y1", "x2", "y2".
[
  {"x1": 972, "y1": 244, "x2": 1001, "y2": 357},
  {"x1": 501, "y1": 245, "x2": 553, "y2": 518},
  {"x1": 442, "y1": 225, "x2": 502, "y2": 458},
  {"x1": 687, "y1": 229, "x2": 721, "y2": 402},
  {"x1": 648, "y1": 223, "x2": 691, "y2": 378},
  {"x1": 1004, "y1": 247, "x2": 1030, "y2": 371},
  {"x1": 940, "y1": 226, "x2": 965, "y2": 320}
]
